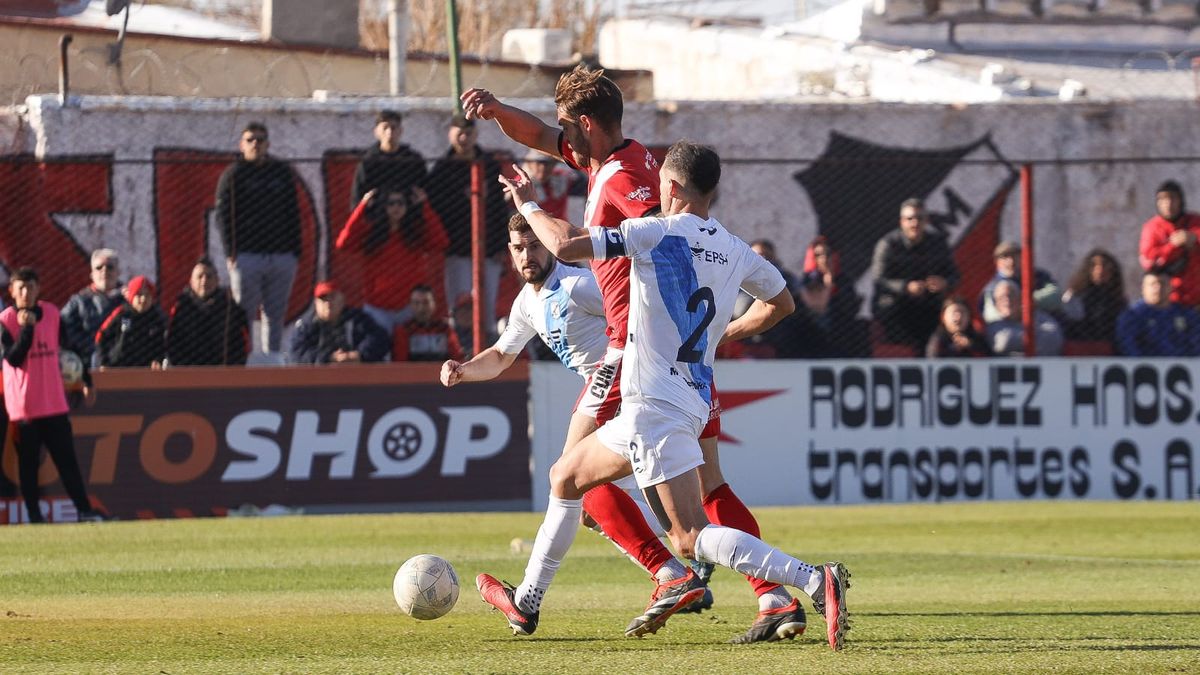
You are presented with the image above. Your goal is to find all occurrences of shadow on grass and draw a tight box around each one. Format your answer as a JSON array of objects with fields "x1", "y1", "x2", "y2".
[{"x1": 872, "y1": 610, "x2": 1200, "y2": 618}]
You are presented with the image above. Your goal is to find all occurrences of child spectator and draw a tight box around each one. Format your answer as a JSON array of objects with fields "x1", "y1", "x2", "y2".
[
  {"x1": 1116, "y1": 271, "x2": 1200, "y2": 357},
  {"x1": 95, "y1": 276, "x2": 167, "y2": 369},
  {"x1": 335, "y1": 187, "x2": 449, "y2": 334},
  {"x1": 926, "y1": 297, "x2": 991, "y2": 358},
  {"x1": 289, "y1": 281, "x2": 390, "y2": 364},
  {"x1": 1060, "y1": 248, "x2": 1127, "y2": 345},
  {"x1": 167, "y1": 258, "x2": 248, "y2": 366},
  {"x1": 394, "y1": 285, "x2": 464, "y2": 362}
]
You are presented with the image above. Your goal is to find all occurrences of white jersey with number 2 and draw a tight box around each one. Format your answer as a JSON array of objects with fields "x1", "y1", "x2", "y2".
[{"x1": 588, "y1": 213, "x2": 786, "y2": 424}]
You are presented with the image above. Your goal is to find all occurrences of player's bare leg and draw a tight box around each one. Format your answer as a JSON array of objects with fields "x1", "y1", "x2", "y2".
[
  {"x1": 646, "y1": 465, "x2": 852, "y2": 651},
  {"x1": 696, "y1": 436, "x2": 802, "y2": 643}
]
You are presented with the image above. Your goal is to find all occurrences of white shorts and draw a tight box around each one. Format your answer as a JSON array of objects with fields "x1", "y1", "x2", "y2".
[{"x1": 596, "y1": 399, "x2": 705, "y2": 490}]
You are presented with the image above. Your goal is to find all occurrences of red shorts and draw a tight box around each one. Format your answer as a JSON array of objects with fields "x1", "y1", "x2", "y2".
[{"x1": 575, "y1": 350, "x2": 722, "y2": 439}]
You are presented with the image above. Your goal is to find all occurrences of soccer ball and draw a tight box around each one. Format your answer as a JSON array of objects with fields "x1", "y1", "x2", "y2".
[
  {"x1": 393, "y1": 554, "x2": 459, "y2": 620},
  {"x1": 59, "y1": 350, "x2": 84, "y2": 388}
]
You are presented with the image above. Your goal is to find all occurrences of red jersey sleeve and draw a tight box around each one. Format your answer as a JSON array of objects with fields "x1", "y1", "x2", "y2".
[{"x1": 599, "y1": 168, "x2": 659, "y2": 223}]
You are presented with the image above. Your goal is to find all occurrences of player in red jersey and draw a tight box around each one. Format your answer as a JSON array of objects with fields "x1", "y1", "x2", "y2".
[{"x1": 462, "y1": 67, "x2": 804, "y2": 643}]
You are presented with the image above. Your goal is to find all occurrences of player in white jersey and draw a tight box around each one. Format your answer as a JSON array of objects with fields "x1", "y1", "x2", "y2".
[
  {"x1": 477, "y1": 140, "x2": 852, "y2": 650},
  {"x1": 440, "y1": 214, "x2": 693, "y2": 601}
]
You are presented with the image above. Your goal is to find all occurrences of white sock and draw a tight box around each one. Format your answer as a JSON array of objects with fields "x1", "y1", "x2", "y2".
[
  {"x1": 757, "y1": 587, "x2": 794, "y2": 612},
  {"x1": 693, "y1": 524, "x2": 818, "y2": 594},
  {"x1": 514, "y1": 496, "x2": 582, "y2": 614},
  {"x1": 654, "y1": 558, "x2": 688, "y2": 583}
]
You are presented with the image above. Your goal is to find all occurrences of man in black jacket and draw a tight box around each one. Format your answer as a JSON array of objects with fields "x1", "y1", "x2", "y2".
[
  {"x1": 167, "y1": 258, "x2": 248, "y2": 366},
  {"x1": 215, "y1": 121, "x2": 301, "y2": 356},
  {"x1": 350, "y1": 110, "x2": 427, "y2": 213},
  {"x1": 289, "y1": 281, "x2": 389, "y2": 364},
  {"x1": 870, "y1": 198, "x2": 961, "y2": 348},
  {"x1": 427, "y1": 113, "x2": 512, "y2": 339}
]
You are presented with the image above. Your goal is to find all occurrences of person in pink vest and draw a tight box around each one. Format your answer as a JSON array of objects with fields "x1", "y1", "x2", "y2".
[{"x1": 0, "y1": 267, "x2": 109, "y2": 524}]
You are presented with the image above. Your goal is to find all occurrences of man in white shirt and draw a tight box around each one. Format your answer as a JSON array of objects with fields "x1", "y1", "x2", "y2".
[{"x1": 476, "y1": 140, "x2": 852, "y2": 650}]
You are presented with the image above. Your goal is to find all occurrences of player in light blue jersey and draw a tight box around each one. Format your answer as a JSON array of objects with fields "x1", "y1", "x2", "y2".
[{"x1": 477, "y1": 140, "x2": 852, "y2": 650}]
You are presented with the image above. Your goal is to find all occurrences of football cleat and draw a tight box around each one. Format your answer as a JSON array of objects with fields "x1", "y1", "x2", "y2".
[
  {"x1": 624, "y1": 570, "x2": 707, "y2": 638},
  {"x1": 77, "y1": 509, "x2": 113, "y2": 523},
  {"x1": 728, "y1": 598, "x2": 807, "y2": 644},
  {"x1": 677, "y1": 559, "x2": 715, "y2": 614},
  {"x1": 476, "y1": 574, "x2": 539, "y2": 636},
  {"x1": 809, "y1": 562, "x2": 851, "y2": 651}
]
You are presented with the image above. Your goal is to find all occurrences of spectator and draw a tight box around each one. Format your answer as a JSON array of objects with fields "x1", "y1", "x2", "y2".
[
  {"x1": 289, "y1": 281, "x2": 389, "y2": 365},
  {"x1": 801, "y1": 235, "x2": 868, "y2": 358},
  {"x1": 167, "y1": 258, "x2": 248, "y2": 366},
  {"x1": 350, "y1": 110, "x2": 428, "y2": 211},
  {"x1": 336, "y1": 187, "x2": 449, "y2": 334},
  {"x1": 1116, "y1": 271, "x2": 1200, "y2": 357},
  {"x1": 927, "y1": 297, "x2": 991, "y2": 358},
  {"x1": 450, "y1": 293, "x2": 477, "y2": 359},
  {"x1": 519, "y1": 149, "x2": 576, "y2": 219},
  {"x1": 870, "y1": 198, "x2": 960, "y2": 349},
  {"x1": 427, "y1": 113, "x2": 512, "y2": 335},
  {"x1": 1139, "y1": 180, "x2": 1200, "y2": 308},
  {"x1": 1060, "y1": 248, "x2": 1127, "y2": 344},
  {"x1": 1, "y1": 267, "x2": 108, "y2": 523},
  {"x1": 979, "y1": 241, "x2": 1062, "y2": 323},
  {"x1": 733, "y1": 239, "x2": 811, "y2": 358},
  {"x1": 394, "y1": 285, "x2": 463, "y2": 362},
  {"x1": 61, "y1": 248, "x2": 123, "y2": 366},
  {"x1": 95, "y1": 276, "x2": 167, "y2": 369},
  {"x1": 215, "y1": 121, "x2": 301, "y2": 356},
  {"x1": 985, "y1": 279, "x2": 1064, "y2": 356}
]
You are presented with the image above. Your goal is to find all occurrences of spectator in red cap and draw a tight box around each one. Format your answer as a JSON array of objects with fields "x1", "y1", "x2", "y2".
[
  {"x1": 95, "y1": 275, "x2": 167, "y2": 369},
  {"x1": 393, "y1": 285, "x2": 463, "y2": 362},
  {"x1": 289, "y1": 280, "x2": 389, "y2": 365}
]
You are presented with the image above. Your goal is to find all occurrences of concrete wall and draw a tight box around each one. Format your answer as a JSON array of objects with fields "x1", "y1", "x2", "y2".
[
  {"x1": 7, "y1": 95, "x2": 1199, "y2": 302},
  {"x1": 0, "y1": 18, "x2": 653, "y2": 105}
]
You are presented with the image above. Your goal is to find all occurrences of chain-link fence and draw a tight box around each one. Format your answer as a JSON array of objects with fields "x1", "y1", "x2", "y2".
[{"x1": 2, "y1": 145, "x2": 1198, "y2": 370}]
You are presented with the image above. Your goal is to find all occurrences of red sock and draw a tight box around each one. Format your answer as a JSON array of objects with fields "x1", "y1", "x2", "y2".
[
  {"x1": 702, "y1": 483, "x2": 782, "y2": 597},
  {"x1": 583, "y1": 483, "x2": 676, "y2": 575}
]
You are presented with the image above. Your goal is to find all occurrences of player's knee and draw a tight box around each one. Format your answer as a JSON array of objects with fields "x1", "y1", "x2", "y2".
[{"x1": 548, "y1": 460, "x2": 582, "y2": 500}]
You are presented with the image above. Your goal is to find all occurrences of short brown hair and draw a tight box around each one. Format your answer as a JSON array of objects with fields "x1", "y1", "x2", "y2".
[
  {"x1": 507, "y1": 212, "x2": 531, "y2": 234},
  {"x1": 554, "y1": 65, "x2": 623, "y2": 130}
]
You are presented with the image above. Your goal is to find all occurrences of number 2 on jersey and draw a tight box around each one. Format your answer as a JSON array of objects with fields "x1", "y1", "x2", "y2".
[{"x1": 677, "y1": 287, "x2": 715, "y2": 363}]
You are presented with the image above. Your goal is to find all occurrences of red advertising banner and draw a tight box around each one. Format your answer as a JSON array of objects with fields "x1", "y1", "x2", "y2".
[{"x1": 0, "y1": 364, "x2": 531, "y2": 523}]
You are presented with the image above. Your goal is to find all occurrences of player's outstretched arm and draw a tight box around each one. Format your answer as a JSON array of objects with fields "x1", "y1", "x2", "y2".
[
  {"x1": 720, "y1": 288, "x2": 795, "y2": 345},
  {"x1": 460, "y1": 88, "x2": 560, "y2": 158},
  {"x1": 440, "y1": 347, "x2": 519, "y2": 387},
  {"x1": 498, "y1": 166, "x2": 594, "y2": 261}
]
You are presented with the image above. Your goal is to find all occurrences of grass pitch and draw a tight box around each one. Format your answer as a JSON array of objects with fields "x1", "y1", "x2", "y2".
[{"x1": 2, "y1": 501, "x2": 1198, "y2": 674}]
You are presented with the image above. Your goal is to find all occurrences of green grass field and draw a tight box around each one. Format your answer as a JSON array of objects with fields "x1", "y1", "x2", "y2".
[{"x1": 2, "y1": 501, "x2": 1198, "y2": 674}]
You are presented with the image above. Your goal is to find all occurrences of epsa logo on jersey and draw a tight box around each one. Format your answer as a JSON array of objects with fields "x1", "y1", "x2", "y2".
[
  {"x1": 689, "y1": 245, "x2": 729, "y2": 265},
  {"x1": 626, "y1": 186, "x2": 652, "y2": 201}
]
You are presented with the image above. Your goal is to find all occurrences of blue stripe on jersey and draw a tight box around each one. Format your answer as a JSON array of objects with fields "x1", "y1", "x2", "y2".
[
  {"x1": 650, "y1": 235, "x2": 713, "y2": 406},
  {"x1": 541, "y1": 276, "x2": 574, "y2": 369}
]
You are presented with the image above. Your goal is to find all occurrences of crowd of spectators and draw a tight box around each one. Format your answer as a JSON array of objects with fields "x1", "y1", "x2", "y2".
[{"x1": 8, "y1": 113, "x2": 1196, "y2": 368}]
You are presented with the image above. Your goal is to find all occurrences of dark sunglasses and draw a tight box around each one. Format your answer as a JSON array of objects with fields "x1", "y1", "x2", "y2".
[
  {"x1": 244, "y1": 136, "x2": 268, "y2": 144},
  {"x1": 94, "y1": 263, "x2": 116, "y2": 271}
]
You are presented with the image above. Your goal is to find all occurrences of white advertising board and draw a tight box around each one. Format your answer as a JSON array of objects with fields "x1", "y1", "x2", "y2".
[{"x1": 529, "y1": 358, "x2": 1200, "y2": 509}]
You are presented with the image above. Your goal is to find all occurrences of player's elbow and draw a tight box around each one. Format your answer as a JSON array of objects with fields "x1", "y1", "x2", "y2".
[{"x1": 770, "y1": 289, "x2": 796, "y2": 318}]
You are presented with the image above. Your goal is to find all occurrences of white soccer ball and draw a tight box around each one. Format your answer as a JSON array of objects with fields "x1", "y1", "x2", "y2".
[
  {"x1": 59, "y1": 350, "x2": 84, "y2": 387},
  {"x1": 393, "y1": 554, "x2": 460, "y2": 620}
]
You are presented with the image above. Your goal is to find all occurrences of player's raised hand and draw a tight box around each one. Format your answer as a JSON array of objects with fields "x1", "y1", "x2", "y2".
[
  {"x1": 461, "y1": 88, "x2": 500, "y2": 121},
  {"x1": 440, "y1": 359, "x2": 465, "y2": 387},
  {"x1": 498, "y1": 164, "x2": 536, "y2": 208}
]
